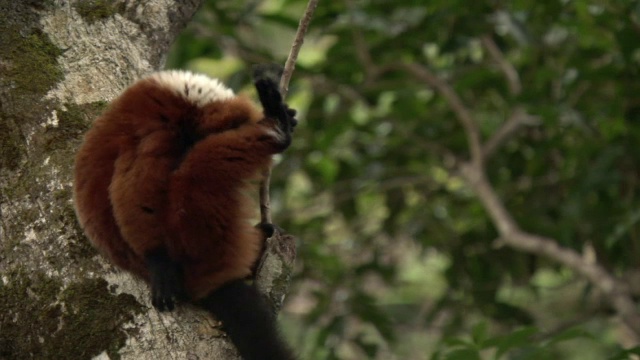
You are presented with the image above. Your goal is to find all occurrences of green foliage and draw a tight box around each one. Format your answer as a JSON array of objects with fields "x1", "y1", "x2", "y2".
[
  {"x1": 169, "y1": 0, "x2": 640, "y2": 358},
  {"x1": 435, "y1": 325, "x2": 638, "y2": 360}
]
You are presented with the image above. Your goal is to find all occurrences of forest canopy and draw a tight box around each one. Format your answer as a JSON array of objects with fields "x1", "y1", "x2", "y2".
[{"x1": 168, "y1": 1, "x2": 640, "y2": 359}]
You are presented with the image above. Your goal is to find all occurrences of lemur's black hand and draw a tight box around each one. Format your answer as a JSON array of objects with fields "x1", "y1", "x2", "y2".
[
  {"x1": 285, "y1": 106, "x2": 298, "y2": 129},
  {"x1": 252, "y1": 64, "x2": 298, "y2": 133},
  {"x1": 254, "y1": 79, "x2": 287, "y2": 119}
]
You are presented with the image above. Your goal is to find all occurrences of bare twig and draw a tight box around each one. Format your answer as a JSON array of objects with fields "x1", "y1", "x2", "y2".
[
  {"x1": 259, "y1": 171, "x2": 273, "y2": 224},
  {"x1": 309, "y1": 74, "x2": 366, "y2": 103},
  {"x1": 279, "y1": 0, "x2": 319, "y2": 98},
  {"x1": 344, "y1": 0, "x2": 386, "y2": 83},
  {"x1": 459, "y1": 162, "x2": 640, "y2": 340},
  {"x1": 480, "y1": 35, "x2": 521, "y2": 96},
  {"x1": 400, "y1": 62, "x2": 483, "y2": 166},
  {"x1": 351, "y1": 27, "x2": 378, "y2": 82},
  {"x1": 478, "y1": 36, "x2": 542, "y2": 160},
  {"x1": 532, "y1": 306, "x2": 609, "y2": 342},
  {"x1": 259, "y1": 0, "x2": 318, "y2": 224},
  {"x1": 482, "y1": 107, "x2": 540, "y2": 159}
]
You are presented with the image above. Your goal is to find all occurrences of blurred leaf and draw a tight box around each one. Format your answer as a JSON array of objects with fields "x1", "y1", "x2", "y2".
[
  {"x1": 444, "y1": 348, "x2": 482, "y2": 360},
  {"x1": 471, "y1": 322, "x2": 488, "y2": 346},
  {"x1": 544, "y1": 327, "x2": 593, "y2": 346},
  {"x1": 607, "y1": 346, "x2": 640, "y2": 360},
  {"x1": 350, "y1": 291, "x2": 396, "y2": 342},
  {"x1": 260, "y1": 13, "x2": 300, "y2": 29},
  {"x1": 484, "y1": 327, "x2": 538, "y2": 359}
]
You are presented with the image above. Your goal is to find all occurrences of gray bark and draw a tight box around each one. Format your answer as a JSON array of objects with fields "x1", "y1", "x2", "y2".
[{"x1": 0, "y1": 1, "x2": 295, "y2": 359}]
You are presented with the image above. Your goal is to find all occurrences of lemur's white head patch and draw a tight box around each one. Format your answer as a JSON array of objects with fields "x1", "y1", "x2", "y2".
[{"x1": 148, "y1": 70, "x2": 235, "y2": 107}]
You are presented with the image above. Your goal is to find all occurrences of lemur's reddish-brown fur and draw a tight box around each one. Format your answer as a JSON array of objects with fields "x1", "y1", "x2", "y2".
[
  {"x1": 74, "y1": 73, "x2": 279, "y2": 299},
  {"x1": 75, "y1": 71, "x2": 297, "y2": 360}
]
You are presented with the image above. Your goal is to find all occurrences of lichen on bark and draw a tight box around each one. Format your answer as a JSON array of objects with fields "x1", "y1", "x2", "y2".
[
  {"x1": 0, "y1": 271, "x2": 144, "y2": 359},
  {"x1": 74, "y1": 0, "x2": 126, "y2": 25},
  {"x1": 0, "y1": 1, "x2": 65, "y2": 171}
]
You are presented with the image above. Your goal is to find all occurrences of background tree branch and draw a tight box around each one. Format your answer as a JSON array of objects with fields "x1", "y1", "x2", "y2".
[
  {"x1": 482, "y1": 106, "x2": 540, "y2": 160},
  {"x1": 480, "y1": 35, "x2": 522, "y2": 96},
  {"x1": 392, "y1": 34, "x2": 640, "y2": 341},
  {"x1": 459, "y1": 161, "x2": 640, "y2": 339},
  {"x1": 400, "y1": 62, "x2": 484, "y2": 166}
]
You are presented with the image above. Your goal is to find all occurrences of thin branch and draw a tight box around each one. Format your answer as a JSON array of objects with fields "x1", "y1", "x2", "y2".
[
  {"x1": 480, "y1": 35, "x2": 521, "y2": 96},
  {"x1": 482, "y1": 106, "x2": 541, "y2": 159},
  {"x1": 400, "y1": 62, "x2": 483, "y2": 166},
  {"x1": 260, "y1": 0, "x2": 318, "y2": 224},
  {"x1": 309, "y1": 74, "x2": 366, "y2": 103},
  {"x1": 532, "y1": 306, "x2": 609, "y2": 342},
  {"x1": 279, "y1": 0, "x2": 319, "y2": 98},
  {"x1": 394, "y1": 120, "x2": 461, "y2": 168},
  {"x1": 344, "y1": 0, "x2": 387, "y2": 84},
  {"x1": 259, "y1": 171, "x2": 273, "y2": 224},
  {"x1": 566, "y1": 81, "x2": 590, "y2": 107},
  {"x1": 350, "y1": 27, "x2": 380, "y2": 83},
  {"x1": 459, "y1": 162, "x2": 640, "y2": 340},
  {"x1": 478, "y1": 37, "x2": 543, "y2": 160}
]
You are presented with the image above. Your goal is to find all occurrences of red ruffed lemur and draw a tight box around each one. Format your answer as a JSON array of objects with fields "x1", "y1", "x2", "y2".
[{"x1": 73, "y1": 69, "x2": 297, "y2": 360}]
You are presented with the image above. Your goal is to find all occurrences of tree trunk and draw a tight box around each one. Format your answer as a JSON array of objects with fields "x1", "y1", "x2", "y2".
[{"x1": 0, "y1": 1, "x2": 294, "y2": 359}]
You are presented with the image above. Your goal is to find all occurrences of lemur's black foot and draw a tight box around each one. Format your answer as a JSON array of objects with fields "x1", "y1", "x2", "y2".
[
  {"x1": 250, "y1": 222, "x2": 285, "y2": 276},
  {"x1": 256, "y1": 222, "x2": 277, "y2": 238}
]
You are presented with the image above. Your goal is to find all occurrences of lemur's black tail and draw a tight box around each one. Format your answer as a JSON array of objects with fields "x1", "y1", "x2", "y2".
[{"x1": 199, "y1": 280, "x2": 297, "y2": 360}]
